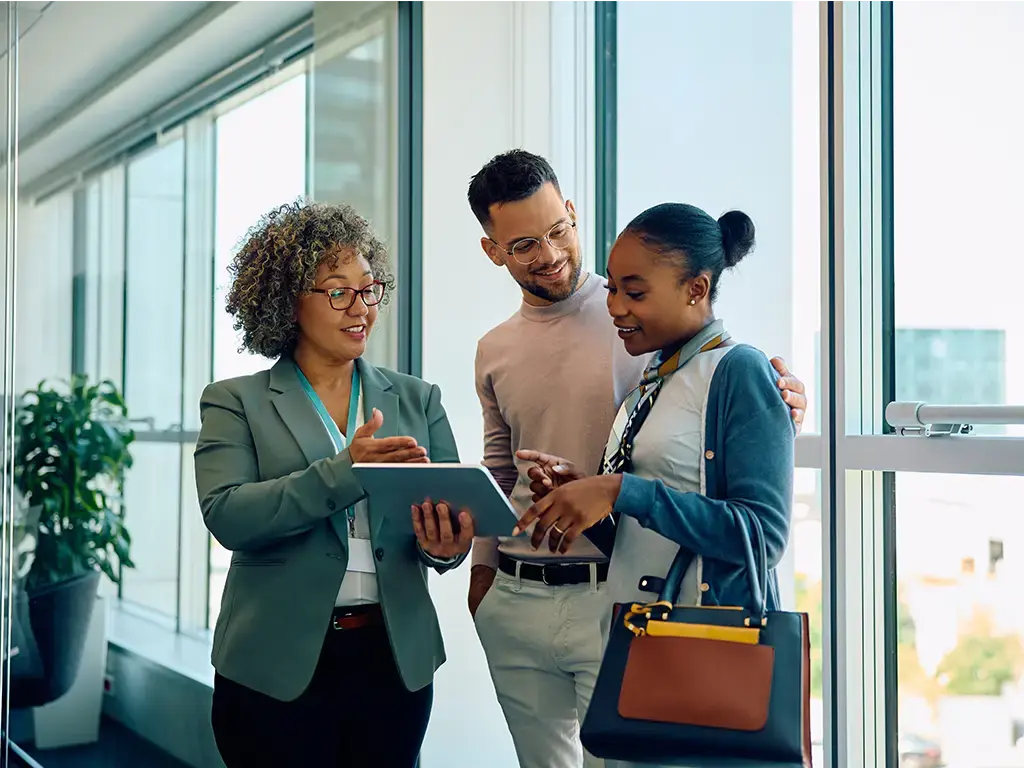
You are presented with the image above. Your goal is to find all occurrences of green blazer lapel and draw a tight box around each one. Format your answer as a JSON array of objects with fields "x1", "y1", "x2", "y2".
[
  {"x1": 357, "y1": 358, "x2": 398, "y2": 540},
  {"x1": 271, "y1": 357, "x2": 352, "y2": 547},
  {"x1": 269, "y1": 357, "x2": 336, "y2": 468}
]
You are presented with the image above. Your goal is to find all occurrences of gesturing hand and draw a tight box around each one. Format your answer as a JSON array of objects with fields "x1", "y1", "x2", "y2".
[
  {"x1": 516, "y1": 449, "x2": 586, "y2": 502},
  {"x1": 512, "y1": 475, "x2": 623, "y2": 554},
  {"x1": 412, "y1": 500, "x2": 475, "y2": 559},
  {"x1": 349, "y1": 408, "x2": 429, "y2": 464}
]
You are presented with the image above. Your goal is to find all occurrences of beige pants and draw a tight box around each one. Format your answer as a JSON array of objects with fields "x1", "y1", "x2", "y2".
[{"x1": 474, "y1": 566, "x2": 610, "y2": 768}]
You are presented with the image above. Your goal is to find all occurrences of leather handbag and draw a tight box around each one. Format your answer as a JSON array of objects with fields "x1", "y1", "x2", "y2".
[{"x1": 580, "y1": 515, "x2": 813, "y2": 767}]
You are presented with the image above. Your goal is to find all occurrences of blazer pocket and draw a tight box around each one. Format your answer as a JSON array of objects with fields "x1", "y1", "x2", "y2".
[{"x1": 231, "y1": 557, "x2": 285, "y2": 567}]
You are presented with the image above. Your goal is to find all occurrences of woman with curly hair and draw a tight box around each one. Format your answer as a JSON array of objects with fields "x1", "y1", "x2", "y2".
[{"x1": 194, "y1": 201, "x2": 473, "y2": 766}]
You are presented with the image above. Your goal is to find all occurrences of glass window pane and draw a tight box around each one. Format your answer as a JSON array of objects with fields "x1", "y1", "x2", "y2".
[
  {"x1": 310, "y1": 8, "x2": 399, "y2": 370},
  {"x1": 119, "y1": 443, "x2": 182, "y2": 617},
  {"x1": 213, "y1": 74, "x2": 307, "y2": 382},
  {"x1": 789, "y1": 468, "x2": 826, "y2": 764},
  {"x1": 896, "y1": 472, "x2": 1024, "y2": 767},
  {"x1": 894, "y1": 3, "x2": 1024, "y2": 435},
  {"x1": 617, "y1": 1, "x2": 822, "y2": 432},
  {"x1": 124, "y1": 140, "x2": 186, "y2": 431},
  {"x1": 210, "y1": 74, "x2": 308, "y2": 625}
]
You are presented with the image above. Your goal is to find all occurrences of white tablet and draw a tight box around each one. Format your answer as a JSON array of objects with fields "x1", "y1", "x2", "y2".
[{"x1": 351, "y1": 463, "x2": 519, "y2": 538}]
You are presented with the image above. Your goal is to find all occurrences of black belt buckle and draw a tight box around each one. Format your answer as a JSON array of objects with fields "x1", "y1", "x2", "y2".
[
  {"x1": 540, "y1": 564, "x2": 557, "y2": 586},
  {"x1": 542, "y1": 563, "x2": 577, "y2": 587}
]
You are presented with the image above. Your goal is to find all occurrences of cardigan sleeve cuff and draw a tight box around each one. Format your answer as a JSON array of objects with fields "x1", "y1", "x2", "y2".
[{"x1": 613, "y1": 473, "x2": 656, "y2": 527}]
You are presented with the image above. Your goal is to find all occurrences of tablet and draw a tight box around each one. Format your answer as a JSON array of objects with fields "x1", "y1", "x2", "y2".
[{"x1": 351, "y1": 463, "x2": 519, "y2": 538}]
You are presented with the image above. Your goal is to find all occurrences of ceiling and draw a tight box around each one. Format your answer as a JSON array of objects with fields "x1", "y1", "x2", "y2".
[{"x1": 0, "y1": 0, "x2": 313, "y2": 190}]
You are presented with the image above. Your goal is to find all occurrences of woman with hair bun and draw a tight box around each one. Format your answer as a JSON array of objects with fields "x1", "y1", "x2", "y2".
[{"x1": 516, "y1": 201, "x2": 794, "y2": 638}]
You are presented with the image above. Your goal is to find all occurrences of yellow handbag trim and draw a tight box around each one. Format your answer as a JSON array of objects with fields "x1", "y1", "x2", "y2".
[
  {"x1": 644, "y1": 620, "x2": 761, "y2": 644},
  {"x1": 623, "y1": 602, "x2": 756, "y2": 639}
]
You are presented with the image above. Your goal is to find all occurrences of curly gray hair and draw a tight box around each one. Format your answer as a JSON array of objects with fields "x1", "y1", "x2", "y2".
[{"x1": 225, "y1": 200, "x2": 395, "y2": 359}]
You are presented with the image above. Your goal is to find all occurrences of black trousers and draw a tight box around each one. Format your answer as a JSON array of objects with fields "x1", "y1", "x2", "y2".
[{"x1": 212, "y1": 611, "x2": 432, "y2": 767}]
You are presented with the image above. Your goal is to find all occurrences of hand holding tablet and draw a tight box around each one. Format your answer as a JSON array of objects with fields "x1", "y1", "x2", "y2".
[{"x1": 411, "y1": 500, "x2": 475, "y2": 559}]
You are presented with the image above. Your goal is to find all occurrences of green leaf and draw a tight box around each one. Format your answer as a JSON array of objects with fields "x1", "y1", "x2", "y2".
[{"x1": 17, "y1": 375, "x2": 136, "y2": 589}]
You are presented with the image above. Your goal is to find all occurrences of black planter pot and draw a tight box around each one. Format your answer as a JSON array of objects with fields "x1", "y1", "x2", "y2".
[{"x1": 7, "y1": 569, "x2": 101, "y2": 709}]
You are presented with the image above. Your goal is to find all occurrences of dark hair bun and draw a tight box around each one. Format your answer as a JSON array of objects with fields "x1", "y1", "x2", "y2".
[{"x1": 718, "y1": 210, "x2": 756, "y2": 268}]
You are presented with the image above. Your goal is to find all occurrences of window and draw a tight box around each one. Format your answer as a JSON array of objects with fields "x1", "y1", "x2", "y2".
[
  {"x1": 212, "y1": 74, "x2": 308, "y2": 383},
  {"x1": 310, "y1": 11, "x2": 400, "y2": 371},
  {"x1": 896, "y1": 330, "x2": 1006, "y2": 409},
  {"x1": 208, "y1": 73, "x2": 309, "y2": 627},
  {"x1": 791, "y1": 468, "x2": 826, "y2": 767},
  {"x1": 616, "y1": 0, "x2": 822, "y2": 433},
  {"x1": 896, "y1": 474, "x2": 1024, "y2": 767},
  {"x1": 887, "y1": 4, "x2": 1024, "y2": 764},
  {"x1": 893, "y1": 2, "x2": 1024, "y2": 437},
  {"x1": 119, "y1": 139, "x2": 187, "y2": 618},
  {"x1": 836, "y1": 3, "x2": 1024, "y2": 764},
  {"x1": 614, "y1": 2, "x2": 825, "y2": 756}
]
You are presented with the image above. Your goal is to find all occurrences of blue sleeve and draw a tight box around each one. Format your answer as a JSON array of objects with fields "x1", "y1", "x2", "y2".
[{"x1": 613, "y1": 349, "x2": 794, "y2": 568}]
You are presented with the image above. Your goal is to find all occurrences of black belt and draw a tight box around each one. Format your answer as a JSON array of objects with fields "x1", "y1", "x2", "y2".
[{"x1": 498, "y1": 552, "x2": 608, "y2": 586}]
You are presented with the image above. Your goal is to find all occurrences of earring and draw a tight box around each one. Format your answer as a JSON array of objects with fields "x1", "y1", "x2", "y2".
[{"x1": 689, "y1": 299, "x2": 696, "y2": 306}]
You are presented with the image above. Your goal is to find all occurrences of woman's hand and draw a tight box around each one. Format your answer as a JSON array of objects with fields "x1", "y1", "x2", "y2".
[
  {"x1": 349, "y1": 408, "x2": 429, "y2": 463},
  {"x1": 512, "y1": 475, "x2": 623, "y2": 554},
  {"x1": 516, "y1": 449, "x2": 586, "y2": 502},
  {"x1": 413, "y1": 500, "x2": 475, "y2": 559}
]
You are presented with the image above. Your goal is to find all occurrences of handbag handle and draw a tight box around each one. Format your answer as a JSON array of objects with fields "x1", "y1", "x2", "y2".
[{"x1": 655, "y1": 509, "x2": 769, "y2": 624}]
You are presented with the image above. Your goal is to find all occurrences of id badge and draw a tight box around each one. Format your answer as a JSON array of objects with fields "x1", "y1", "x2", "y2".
[{"x1": 347, "y1": 537, "x2": 377, "y2": 574}]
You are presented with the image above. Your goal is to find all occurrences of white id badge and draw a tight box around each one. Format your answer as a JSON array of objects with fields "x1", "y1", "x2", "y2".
[{"x1": 347, "y1": 537, "x2": 377, "y2": 574}]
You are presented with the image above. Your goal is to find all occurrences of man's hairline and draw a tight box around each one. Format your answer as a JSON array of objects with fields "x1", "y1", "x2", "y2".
[{"x1": 479, "y1": 185, "x2": 572, "y2": 246}]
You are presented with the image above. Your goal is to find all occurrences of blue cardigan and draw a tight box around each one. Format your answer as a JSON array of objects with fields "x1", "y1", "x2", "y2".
[{"x1": 612, "y1": 344, "x2": 795, "y2": 612}]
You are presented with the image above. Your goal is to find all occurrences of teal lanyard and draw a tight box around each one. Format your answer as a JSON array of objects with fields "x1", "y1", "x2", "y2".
[{"x1": 295, "y1": 363, "x2": 362, "y2": 535}]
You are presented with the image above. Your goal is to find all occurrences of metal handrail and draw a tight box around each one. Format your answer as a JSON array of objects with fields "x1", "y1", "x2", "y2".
[{"x1": 886, "y1": 402, "x2": 1024, "y2": 436}]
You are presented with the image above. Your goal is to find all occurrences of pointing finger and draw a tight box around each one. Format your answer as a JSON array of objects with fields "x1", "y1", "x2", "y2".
[{"x1": 513, "y1": 494, "x2": 552, "y2": 536}]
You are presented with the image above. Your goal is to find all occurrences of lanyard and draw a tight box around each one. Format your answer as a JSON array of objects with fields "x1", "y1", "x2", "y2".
[{"x1": 295, "y1": 362, "x2": 362, "y2": 535}]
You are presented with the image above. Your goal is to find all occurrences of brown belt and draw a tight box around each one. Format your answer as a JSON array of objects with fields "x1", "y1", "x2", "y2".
[{"x1": 331, "y1": 603, "x2": 383, "y2": 631}]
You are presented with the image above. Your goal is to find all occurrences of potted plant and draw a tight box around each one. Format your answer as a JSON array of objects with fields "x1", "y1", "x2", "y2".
[{"x1": 10, "y1": 375, "x2": 134, "y2": 709}]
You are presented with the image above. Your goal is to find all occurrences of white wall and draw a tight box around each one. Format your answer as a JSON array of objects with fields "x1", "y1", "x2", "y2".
[{"x1": 420, "y1": 3, "x2": 593, "y2": 766}]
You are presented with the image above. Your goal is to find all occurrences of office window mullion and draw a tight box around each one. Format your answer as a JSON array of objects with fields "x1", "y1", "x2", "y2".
[{"x1": 179, "y1": 115, "x2": 217, "y2": 634}]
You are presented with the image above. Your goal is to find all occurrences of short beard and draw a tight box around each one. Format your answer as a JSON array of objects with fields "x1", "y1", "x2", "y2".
[{"x1": 518, "y1": 258, "x2": 583, "y2": 303}]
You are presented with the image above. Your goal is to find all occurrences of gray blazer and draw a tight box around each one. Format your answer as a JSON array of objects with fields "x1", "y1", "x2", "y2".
[{"x1": 194, "y1": 356, "x2": 463, "y2": 702}]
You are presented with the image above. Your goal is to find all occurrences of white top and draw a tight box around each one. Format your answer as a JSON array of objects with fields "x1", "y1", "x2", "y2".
[
  {"x1": 606, "y1": 346, "x2": 735, "y2": 609},
  {"x1": 310, "y1": 385, "x2": 379, "y2": 607},
  {"x1": 472, "y1": 273, "x2": 651, "y2": 566}
]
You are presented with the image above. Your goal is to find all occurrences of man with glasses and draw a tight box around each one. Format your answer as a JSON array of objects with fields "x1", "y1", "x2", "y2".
[{"x1": 465, "y1": 149, "x2": 807, "y2": 768}]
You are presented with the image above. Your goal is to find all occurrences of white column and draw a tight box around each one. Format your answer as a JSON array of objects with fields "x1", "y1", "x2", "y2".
[{"x1": 419, "y1": 3, "x2": 593, "y2": 766}]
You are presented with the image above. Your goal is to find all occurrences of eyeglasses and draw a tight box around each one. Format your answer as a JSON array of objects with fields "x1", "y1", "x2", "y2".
[
  {"x1": 497, "y1": 219, "x2": 578, "y2": 266},
  {"x1": 310, "y1": 281, "x2": 386, "y2": 311}
]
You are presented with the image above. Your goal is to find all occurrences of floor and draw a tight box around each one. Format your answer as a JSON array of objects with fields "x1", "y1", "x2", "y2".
[{"x1": 19, "y1": 718, "x2": 189, "y2": 768}]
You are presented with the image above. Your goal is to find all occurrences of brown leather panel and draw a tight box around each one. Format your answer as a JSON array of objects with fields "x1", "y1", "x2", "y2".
[
  {"x1": 618, "y1": 635, "x2": 775, "y2": 731},
  {"x1": 801, "y1": 613, "x2": 813, "y2": 765}
]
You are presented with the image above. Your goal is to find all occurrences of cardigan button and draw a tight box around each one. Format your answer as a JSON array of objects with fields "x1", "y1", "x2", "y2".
[
  {"x1": 704, "y1": 450, "x2": 715, "y2": 460},
  {"x1": 326, "y1": 499, "x2": 337, "y2": 511},
  {"x1": 375, "y1": 547, "x2": 385, "y2": 562},
  {"x1": 699, "y1": 582, "x2": 710, "y2": 593}
]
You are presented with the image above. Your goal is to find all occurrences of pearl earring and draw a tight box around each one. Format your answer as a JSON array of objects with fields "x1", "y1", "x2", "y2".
[{"x1": 689, "y1": 299, "x2": 696, "y2": 306}]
